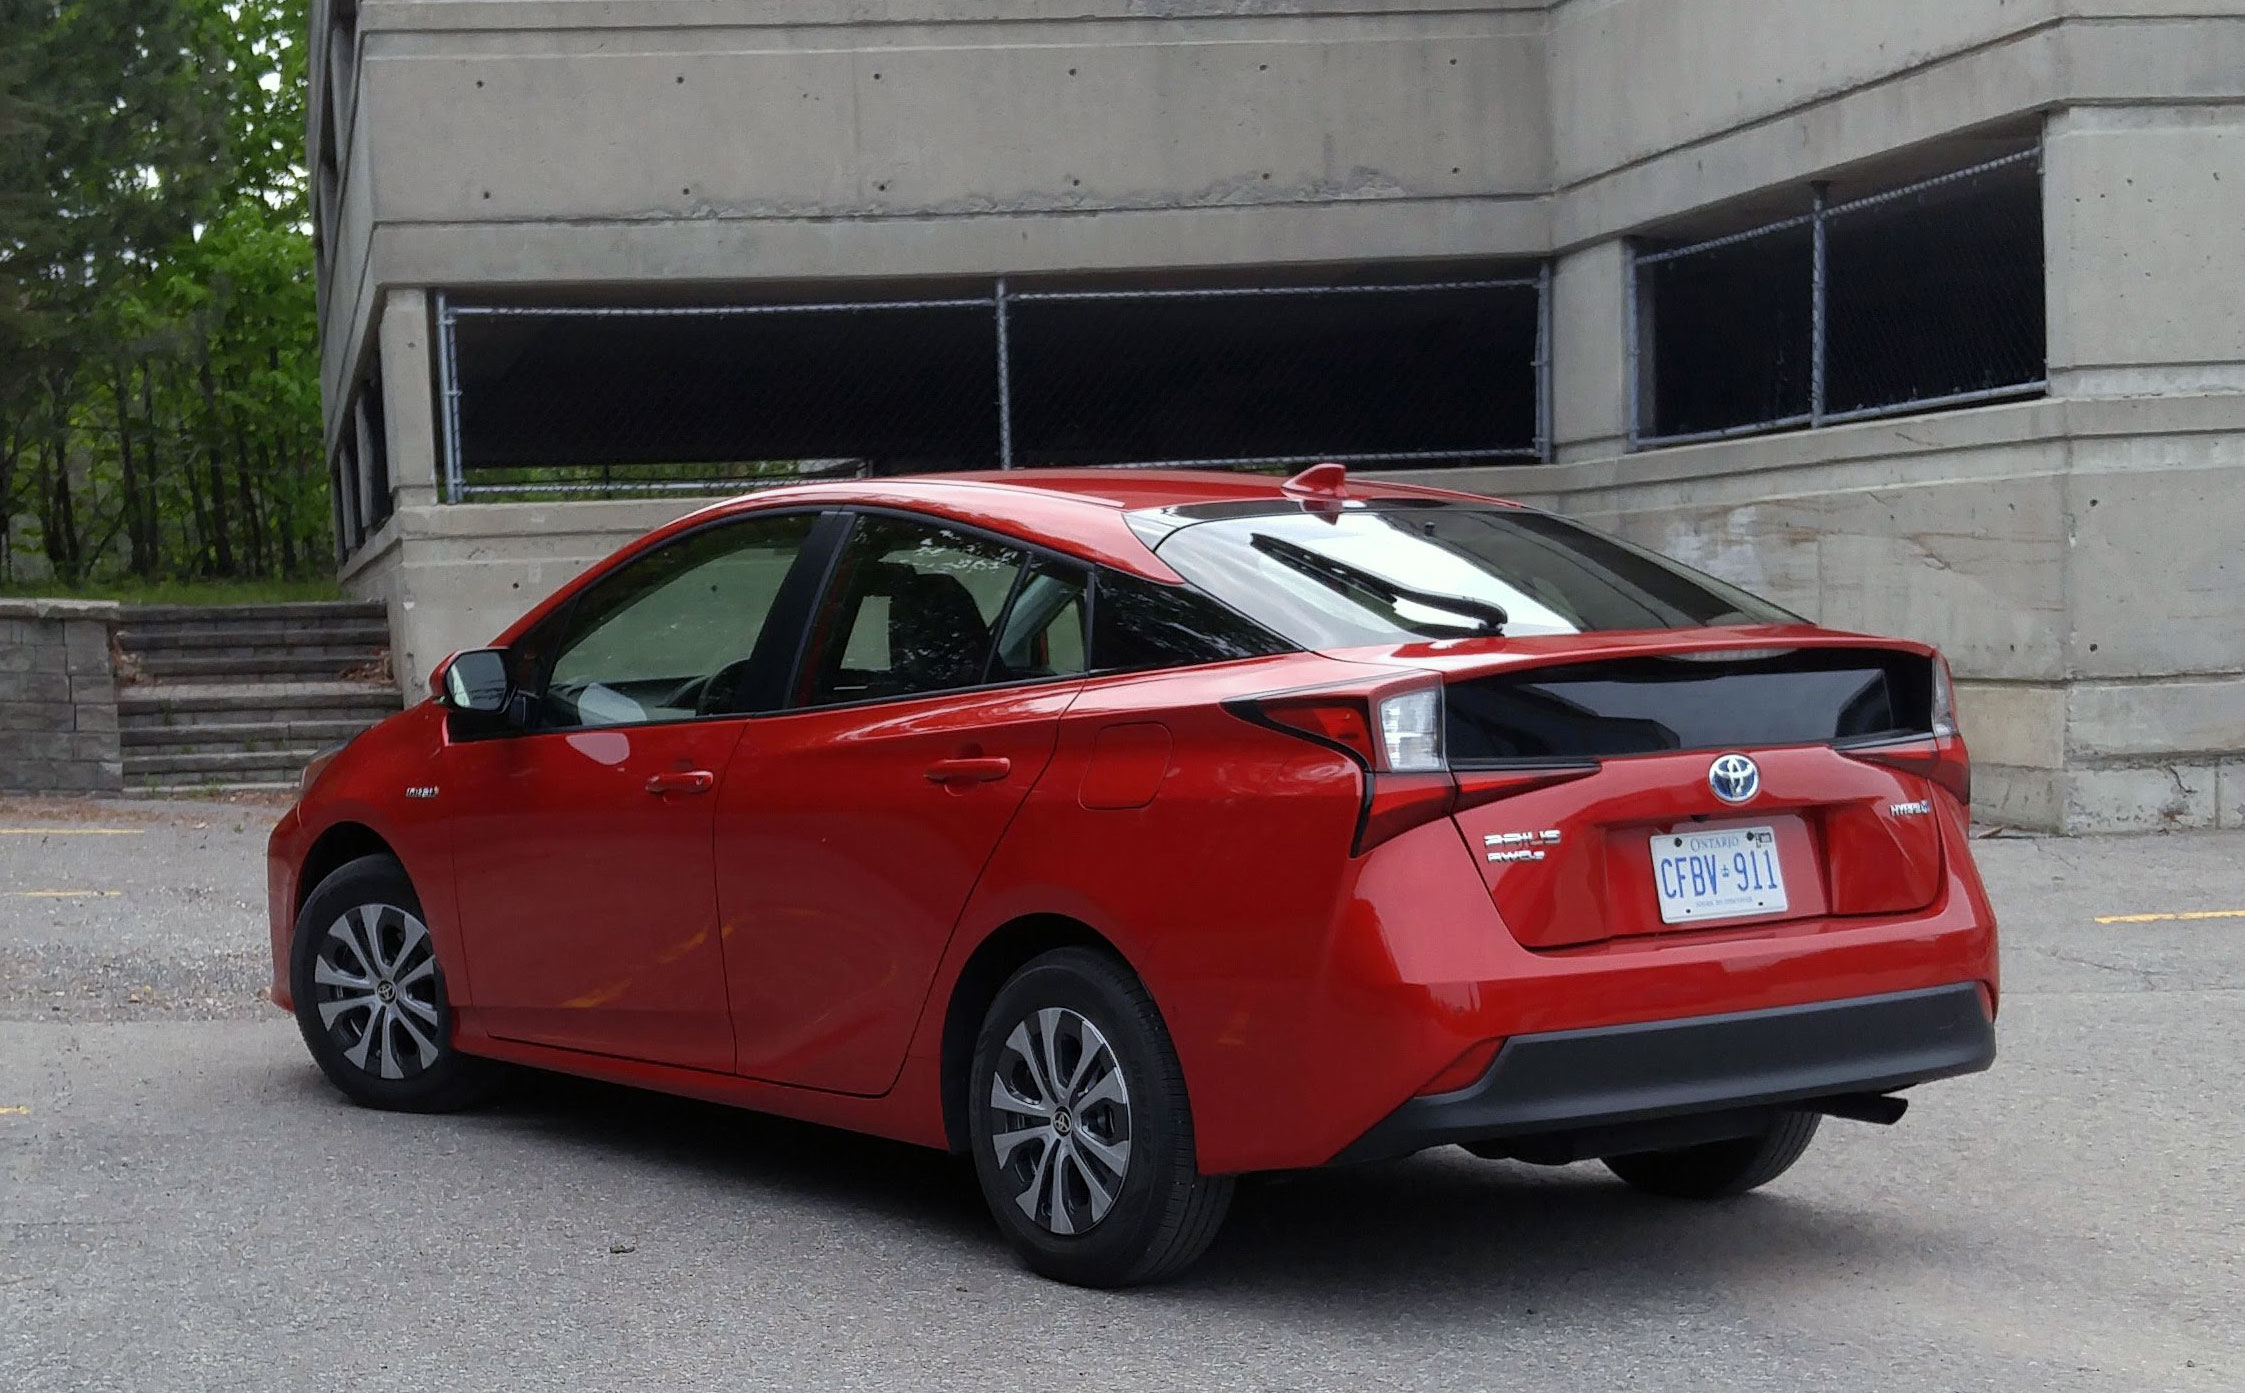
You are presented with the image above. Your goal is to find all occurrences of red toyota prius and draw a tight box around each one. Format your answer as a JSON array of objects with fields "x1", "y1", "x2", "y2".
[{"x1": 268, "y1": 466, "x2": 1997, "y2": 1287}]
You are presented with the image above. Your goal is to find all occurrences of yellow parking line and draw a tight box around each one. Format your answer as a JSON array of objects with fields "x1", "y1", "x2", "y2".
[
  {"x1": 4, "y1": 890, "x2": 123, "y2": 899},
  {"x1": 0, "y1": 828, "x2": 143, "y2": 835},
  {"x1": 0, "y1": 1106, "x2": 28, "y2": 1116},
  {"x1": 2095, "y1": 909, "x2": 2245, "y2": 925}
]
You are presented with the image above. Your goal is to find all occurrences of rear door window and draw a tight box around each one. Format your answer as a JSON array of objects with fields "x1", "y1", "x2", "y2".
[
  {"x1": 795, "y1": 514, "x2": 1074, "y2": 706},
  {"x1": 991, "y1": 559, "x2": 1090, "y2": 683},
  {"x1": 1149, "y1": 504, "x2": 1797, "y2": 648},
  {"x1": 1090, "y1": 569, "x2": 1294, "y2": 673}
]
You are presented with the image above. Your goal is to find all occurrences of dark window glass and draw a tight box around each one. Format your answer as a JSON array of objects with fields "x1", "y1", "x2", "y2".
[
  {"x1": 797, "y1": 515, "x2": 1028, "y2": 706},
  {"x1": 989, "y1": 559, "x2": 1090, "y2": 683},
  {"x1": 1642, "y1": 157, "x2": 2045, "y2": 440},
  {"x1": 531, "y1": 513, "x2": 816, "y2": 729},
  {"x1": 1447, "y1": 650, "x2": 1931, "y2": 763},
  {"x1": 1008, "y1": 279, "x2": 1538, "y2": 467},
  {"x1": 1825, "y1": 165, "x2": 2044, "y2": 413},
  {"x1": 1090, "y1": 569, "x2": 1294, "y2": 673},
  {"x1": 1150, "y1": 503, "x2": 1795, "y2": 649},
  {"x1": 1644, "y1": 224, "x2": 1814, "y2": 438},
  {"x1": 453, "y1": 304, "x2": 1000, "y2": 484}
]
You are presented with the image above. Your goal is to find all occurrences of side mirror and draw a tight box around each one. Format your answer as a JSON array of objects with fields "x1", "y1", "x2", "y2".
[{"x1": 434, "y1": 648, "x2": 513, "y2": 715}]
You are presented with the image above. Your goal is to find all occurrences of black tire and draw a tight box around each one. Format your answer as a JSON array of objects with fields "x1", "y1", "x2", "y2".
[
  {"x1": 290, "y1": 853, "x2": 501, "y2": 1113},
  {"x1": 967, "y1": 947, "x2": 1233, "y2": 1287},
  {"x1": 1603, "y1": 1111, "x2": 1822, "y2": 1199}
]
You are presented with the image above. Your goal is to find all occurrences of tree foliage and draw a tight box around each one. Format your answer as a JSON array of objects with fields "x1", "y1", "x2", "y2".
[{"x1": 0, "y1": 0, "x2": 322, "y2": 586}]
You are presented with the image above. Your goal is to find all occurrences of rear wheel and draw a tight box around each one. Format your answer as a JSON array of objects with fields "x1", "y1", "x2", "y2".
[
  {"x1": 967, "y1": 947, "x2": 1232, "y2": 1287},
  {"x1": 290, "y1": 854, "x2": 501, "y2": 1113},
  {"x1": 1603, "y1": 1111, "x2": 1821, "y2": 1199}
]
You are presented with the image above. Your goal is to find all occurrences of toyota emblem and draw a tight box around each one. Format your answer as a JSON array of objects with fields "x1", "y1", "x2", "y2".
[{"x1": 1708, "y1": 753, "x2": 1760, "y2": 804}]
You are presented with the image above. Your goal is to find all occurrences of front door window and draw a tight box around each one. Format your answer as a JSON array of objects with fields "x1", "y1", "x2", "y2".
[{"x1": 540, "y1": 513, "x2": 817, "y2": 728}]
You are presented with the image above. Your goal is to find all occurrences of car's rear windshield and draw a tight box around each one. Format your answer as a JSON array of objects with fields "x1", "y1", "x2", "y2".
[{"x1": 1141, "y1": 501, "x2": 1797, "y2": 647}]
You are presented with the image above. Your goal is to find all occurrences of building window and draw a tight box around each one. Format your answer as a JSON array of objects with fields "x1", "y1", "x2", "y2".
[
  {"x1": 357, "y1": 372, "x2": 390, "y2": 532},
  {"x1": 1631, "y1": 146, "x2": 2044, "y2": 447},
  {"x1": 430, "y1": 266, "x2": 1548, "y2": 501}
]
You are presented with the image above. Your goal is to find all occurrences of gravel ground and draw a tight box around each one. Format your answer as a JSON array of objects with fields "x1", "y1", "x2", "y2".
[
  {"x1": 2, "y1": 796, "x2": 2241, "y2": 1391},
  {"x1": 0, "y1": 797, "x2": 281, "y2": 1021}
]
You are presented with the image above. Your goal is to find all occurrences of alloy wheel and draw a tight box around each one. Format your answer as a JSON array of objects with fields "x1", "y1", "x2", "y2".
[
  {"x1": 987, "y1": 1007, "x2": 1133, "y2": 1235},
  {"x1": 309, "y1": 903, "x2": 444, "y2": 1081}
]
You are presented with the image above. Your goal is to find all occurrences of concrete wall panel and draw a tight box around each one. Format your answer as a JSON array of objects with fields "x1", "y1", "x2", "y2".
[
  {"x1": 368, "y1": 194, "x2": 1552, "y2": 289},
  {"x1": 2046, "y1": 106, "x2": 2245, "y2": 376},
  {"x1": 1956, "y1": 682, "x2": 2066, "y2": 772},
  {"x1": 344, "y1": 499, "x2": 704, "y2": 694},
  {"x1": 1549, "y1": 239, "x2": 1628, "y2": 459},
  {"x1": 1973, "y1": 765, "x2": 2063, "y2": 834},
  {"x1": 1622, "y1": 499, "x2": 1823, "y2": 618},
  {"x1": 377, "y1": 290, "x2": 439, "y2": 508},
  {"x1": 2063, "y1": 762, "x2": 2217, "y2": 833},
  {"x1": 2219, "y1": 760, "x2": 2245, "y2": 830},
  {"x1": 359, "y1": 19, "x2": 1546, "y2": 227},
  {"x1": 2066, "y1": 455, "x2": 2245, "y2": 679},
  {"x1": 2068, "y1": 678, "x2": 2245, "y2": 761},
  {"x1": 1550, "y1": 0, "x2": 2058, "y2": 186},
  {"x1": 320, "y1": 125, "x2": 381, "y2": 442},
  {"x1": 1812, "y1": 476, "x2": 2068, "y2": 683}
]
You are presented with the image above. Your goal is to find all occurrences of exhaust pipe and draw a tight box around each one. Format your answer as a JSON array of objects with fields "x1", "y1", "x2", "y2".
[{"x1": 1797, "y1": 1093, "x2": 1910, "y2": 1126}]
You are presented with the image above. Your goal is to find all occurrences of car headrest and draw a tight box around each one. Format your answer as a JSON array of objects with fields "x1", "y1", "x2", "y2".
[{"x1": 887, "y1": 571, "x2": 990, "y2": 690}]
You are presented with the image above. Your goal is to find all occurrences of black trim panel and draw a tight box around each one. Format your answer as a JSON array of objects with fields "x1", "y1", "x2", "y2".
[{"x1": 1333, "y1": 983, "x2": 1995, "y2": 1164}]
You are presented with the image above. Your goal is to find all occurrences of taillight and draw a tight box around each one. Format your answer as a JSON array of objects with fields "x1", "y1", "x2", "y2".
[
  {"x1": 1851, "y1": 736, "x2": 1973, "y2": 809},
  {"x1": 1233, "y1": 678, "x2": 1504, "y2": 854},
  {"x1": 1257, "y1": 695, "x2": 1379, "y2": 765},
  {"x1": 1931, "y1": 653, "x2": 1960, "y2": 739},
  {"x1": 1376, "y1": 687, "x2": 1444, "y2": 772},
  {"x1": 1846, "y1": 654, "x2": 1972, "y2": 808}
]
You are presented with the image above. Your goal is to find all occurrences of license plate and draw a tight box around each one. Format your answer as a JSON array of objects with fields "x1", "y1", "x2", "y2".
[{"x1": 1652, "y1": 825, "x2": 1789, "y2": 924}]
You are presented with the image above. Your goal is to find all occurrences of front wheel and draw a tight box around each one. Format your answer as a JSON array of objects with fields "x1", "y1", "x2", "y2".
[
  {"x1": 290, "y1": 853, "x2": 501, "y2": 1113},
  {"x1": 1603, "y1": 1111, "x2": 1821, "y2": 1199},
  {"x1": 967, "y1": 948, "x2": 1232, "y2": 1287}
]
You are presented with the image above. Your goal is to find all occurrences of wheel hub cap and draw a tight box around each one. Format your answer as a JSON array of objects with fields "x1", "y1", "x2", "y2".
[
  {"x1": 986, "y1": 1007, "x2": 1132, "y2": 1236},
  {"x1": 310, "y1": 903, "x2": 442, "y2": 1082}
]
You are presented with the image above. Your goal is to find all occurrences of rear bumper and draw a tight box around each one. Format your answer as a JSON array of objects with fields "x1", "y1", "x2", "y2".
[{"x1": 1332, "y1": 982, "x2": 1995, "y2": 1164}]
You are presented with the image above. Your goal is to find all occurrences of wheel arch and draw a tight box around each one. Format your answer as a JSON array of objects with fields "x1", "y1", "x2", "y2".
[
  {"x1": 938, "y1": 912, "x2": 1138, "y2": 1155},
  {"x1": 294, "y1": 821, "x2": 403, "y2": 918}
]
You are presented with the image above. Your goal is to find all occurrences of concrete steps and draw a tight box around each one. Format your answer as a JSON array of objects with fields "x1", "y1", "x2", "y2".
[
  {"x1": 134, "y1": 652, "x2": 394, "y2": 682},
  {"x1": 113, "y1": 604, "x2": 405, "y2": 795},
  {"x1": 120, "y1": 717, "x2": 379, "y2": 754}
]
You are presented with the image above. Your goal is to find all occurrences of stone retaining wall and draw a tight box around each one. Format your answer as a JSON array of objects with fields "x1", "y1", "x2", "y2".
[{"x1": 0, "y1": 599, "x2": 123, "y2": 793}]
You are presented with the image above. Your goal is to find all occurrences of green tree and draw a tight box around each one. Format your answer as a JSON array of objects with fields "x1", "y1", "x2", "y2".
[{"x1": 0, "y1": 0, "x2": 321, "y2": 588}]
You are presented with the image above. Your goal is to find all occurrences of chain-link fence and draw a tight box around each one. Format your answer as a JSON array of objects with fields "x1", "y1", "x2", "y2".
[
  {"x1": 435, "y1": 269, "x2": 1548, "y2": 501},
  {"x1": 1628, "y1": 147, "x2": 2045, "y2": 448}
]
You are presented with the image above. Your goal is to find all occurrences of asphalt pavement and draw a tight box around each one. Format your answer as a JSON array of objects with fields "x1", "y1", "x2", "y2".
[{"x1": 1, "y1": 795, "x2": 2240, "y2": 1391}]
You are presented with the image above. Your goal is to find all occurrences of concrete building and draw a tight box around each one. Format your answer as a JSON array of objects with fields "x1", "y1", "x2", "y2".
[{"x1": 314, "y1": 0, "x2": 2245, "y2": 833}]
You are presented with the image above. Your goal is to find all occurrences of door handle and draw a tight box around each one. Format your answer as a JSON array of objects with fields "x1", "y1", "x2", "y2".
[
  {"x1": 925, "y1": 756, "x2": 1012, "y2": 785},
  {"x1": 645, "y1": 770, "x2": 716, "y2": 796}
]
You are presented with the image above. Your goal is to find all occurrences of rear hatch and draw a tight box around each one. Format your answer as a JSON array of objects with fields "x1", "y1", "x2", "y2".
[
  {"x1": 1134, "y1": 490, "x2": 1965, "y2": 951},
  {"x1": 1430, "y1": 639, "x2": 1951, "y2": 949}
]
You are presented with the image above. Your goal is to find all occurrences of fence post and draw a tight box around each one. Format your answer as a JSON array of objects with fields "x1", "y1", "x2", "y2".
[
  {"x1": 994, "y1": 276, "x2": 1015, "y2": 468},
  {"x1": 1534, "y1": 260, "x2": 1554, "y2": 463},
  {"x1": 1622, "y1": 240, "x2": 1642, "y2": 450},
  {"x1": 1809, "y1": 180, "x2": 1829, "y2": 428},
  {"x1": 435, "y1": 291, "x2": 464, "y2": 502}
]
